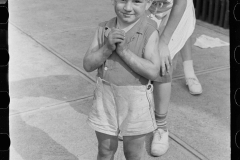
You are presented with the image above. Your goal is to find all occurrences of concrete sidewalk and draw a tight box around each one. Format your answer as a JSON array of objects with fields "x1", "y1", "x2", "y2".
[{"x1": 9, "y1": 0, "x2": 230, "y2": 159}]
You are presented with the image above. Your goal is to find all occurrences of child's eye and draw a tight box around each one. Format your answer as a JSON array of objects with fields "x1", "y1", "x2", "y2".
[
  {"x1": 133, "y1": 0, "x2": 143, "y2": 3},
  {"x1": 116, "y1": 0, "x2": 126, "y2": 2}
]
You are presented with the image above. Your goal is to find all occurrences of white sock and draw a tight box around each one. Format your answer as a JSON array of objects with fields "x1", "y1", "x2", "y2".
[{"x1": 183, "y1": 60, "x2": 196, "y2": 78}]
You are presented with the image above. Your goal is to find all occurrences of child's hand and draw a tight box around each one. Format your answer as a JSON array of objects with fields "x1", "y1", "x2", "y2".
[
  {"x1": 106, "y1": 28, "x2": 125, "y2": 51},
  {"x1": 116, "y1": 30, "x2": 127, "y2": 55}
]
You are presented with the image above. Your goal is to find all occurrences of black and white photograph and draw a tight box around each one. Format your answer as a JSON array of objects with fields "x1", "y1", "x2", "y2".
[{"x1": 8, "y1": 0, "x2": 233, "y2": 160}]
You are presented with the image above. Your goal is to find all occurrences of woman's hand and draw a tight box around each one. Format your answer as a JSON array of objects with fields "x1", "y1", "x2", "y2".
[{"x1": 158, "y1": 39, "x2": 172, "y2": 76}]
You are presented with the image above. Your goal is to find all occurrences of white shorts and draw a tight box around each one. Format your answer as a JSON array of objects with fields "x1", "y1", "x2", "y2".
[
  {"x1": 87, "y1": 77, "x2": 157, "y2": 136},
  {"x1": 150, "y1": 0, "x2": 196, "y2": 59}
]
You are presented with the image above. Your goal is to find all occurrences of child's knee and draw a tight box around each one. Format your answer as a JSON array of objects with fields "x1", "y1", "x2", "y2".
[
  {"x1": 98, "y1": 143, "x2": 118, "y2": 159},
  {"x1": 99, "y1": 140, "x2": 118, "y2": 152},
  {"x1": 124, "y1": 149, "x2": 142, "y2": 160},
  {"x1": 98, "y1": 149, "x2": 116, "y2": 159},
  {"x1": 123, "y1": 135, "x2": 145, "y2": 160},
  {"x1": 96, "y1": 132, "x2": 118, "y2": 158}
]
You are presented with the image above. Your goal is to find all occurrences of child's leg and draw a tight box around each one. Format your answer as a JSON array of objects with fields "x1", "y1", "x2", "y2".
[
  {"x1": 151, "y1": 82, "x2": 171, "y2": 156},
  {"x1": 123, "y1": 134, "x2": 147, "y2": 160},
  {"x1": 95, "y1": 131, "x2": 118, "y2": 160},
  {"x1": 180, "y1": 37, "x2": 202, "y2": 95}
]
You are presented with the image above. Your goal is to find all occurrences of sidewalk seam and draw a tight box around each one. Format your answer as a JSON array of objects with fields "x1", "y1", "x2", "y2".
[
  {"x1": 10, "y1": 95, "x2": 93, "y2": 117},
  {"x1": 169, "y1": 132, "x2": 210, "y2": 160},
  {"x1": 10, "y1": 22, "x2": 96, "y2": 85},
  {"x1": 173, "y1": 65, "x2": 230, "y2": 80}
]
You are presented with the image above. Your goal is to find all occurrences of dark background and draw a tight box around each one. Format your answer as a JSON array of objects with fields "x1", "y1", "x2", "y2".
[
  {"x1": 230, "y1": 0, "x2": 240, "y2": 160},
  {"x1": 0, "y1": 0, "x2": 9, "y2": 160}
]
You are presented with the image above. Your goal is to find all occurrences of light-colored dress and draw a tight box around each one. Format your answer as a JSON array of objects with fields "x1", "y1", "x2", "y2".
[{"x1": 149, "y1": 0, "x2": 196, "y2": 59}]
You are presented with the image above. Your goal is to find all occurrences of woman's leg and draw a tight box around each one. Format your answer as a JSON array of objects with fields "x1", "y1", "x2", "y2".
[
  {"x1": 151, "y1": 82, "x2": 171, "y2": 156},
  {"x1": 95, "y1": 131, "x2": 118, "y2": 160},
  {"x1": 180, "y1": 37, "x2": 202, "y2": 95},
  {"x1": 123, "y1": 134, "x2": 147, "y2": 160}
]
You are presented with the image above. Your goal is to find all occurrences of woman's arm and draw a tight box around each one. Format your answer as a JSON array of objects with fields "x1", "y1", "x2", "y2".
[
  {"x1": 158, "y1": 0, "x2": 187, "y2": 75},
  {"x1": 160, "y1": 0, "x2": 187, "y2": 44}
]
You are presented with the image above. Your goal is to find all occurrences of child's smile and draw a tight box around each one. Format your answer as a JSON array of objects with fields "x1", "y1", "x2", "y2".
[
  {"x1": 114, "y1": 0, "x2": 151, "y2": 27},
  {"x1": 120, "y1": 11, "x2": 135, "y2": 21}
]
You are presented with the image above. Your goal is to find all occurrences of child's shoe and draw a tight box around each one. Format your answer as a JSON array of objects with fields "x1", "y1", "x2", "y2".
[
  {"x1": 151, "y1": 129, "x2": 169, "y2": 157},
  {"x1": 186, "y1": 77, "x2": 202, "y2": 95}
]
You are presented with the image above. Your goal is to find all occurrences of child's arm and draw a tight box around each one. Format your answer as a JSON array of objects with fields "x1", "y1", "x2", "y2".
[
  {"x1": 83, "y1": 27, "x2": 124, "y2": 72},
  {"x1": 116, "y1": 30, "x2": 160, "y2": 81},
  {"x1": 158, "y1": 0, "x2": 187, "y2": 75}
]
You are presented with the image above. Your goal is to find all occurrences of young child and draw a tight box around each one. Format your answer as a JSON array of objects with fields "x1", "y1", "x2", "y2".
[
  {"x1": 147, "y1": 0, "x2": 202, "y2": 157},
  {"x1": 83, "y1": 0, "x2": 160, "y2": 159}
]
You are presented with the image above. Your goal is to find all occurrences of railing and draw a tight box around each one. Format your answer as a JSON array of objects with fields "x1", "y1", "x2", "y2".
[{"x1": 193, "y1": 0, "x2": 229, "y2": 29}]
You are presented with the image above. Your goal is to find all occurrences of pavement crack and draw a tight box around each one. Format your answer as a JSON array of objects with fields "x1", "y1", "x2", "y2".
[
  {"x1": 10, "y1": 95, "x2": 93, "y2": 117},
  {"x1": 169, "y1": 132, "x2": 210, "y2": 160},
  {"x1": 9, "y1": 22, "x2": 96, "y2": 85},
  {"x1": 173, "y1": 65, "x2": 229, "y2": 81}
]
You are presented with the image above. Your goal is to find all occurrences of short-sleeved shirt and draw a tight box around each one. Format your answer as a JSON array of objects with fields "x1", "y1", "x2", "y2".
[{"x1": 96, "y1": 14, "x2": 158, "y2": 86}]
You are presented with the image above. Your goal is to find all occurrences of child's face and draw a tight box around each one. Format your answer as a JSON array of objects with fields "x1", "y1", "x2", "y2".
[{"x1": 113, "y1": 0, "x2": 152, "y2": 25}]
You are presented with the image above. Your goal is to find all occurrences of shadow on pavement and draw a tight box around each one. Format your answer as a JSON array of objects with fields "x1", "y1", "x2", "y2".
[
  {"x1": 10, "y1": 75, "x2": 93, "y2": 100},
  {"x1": 10, "y1": 115, "x2": 79, "y2": 160}
]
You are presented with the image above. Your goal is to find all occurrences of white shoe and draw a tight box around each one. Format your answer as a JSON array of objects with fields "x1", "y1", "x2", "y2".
[
  {"x1": 186, "y1": 77, "x2": 202, "y2": 95},
  {"x1": 151, "y1": 129, "x2": 169, "y2": 157}
]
